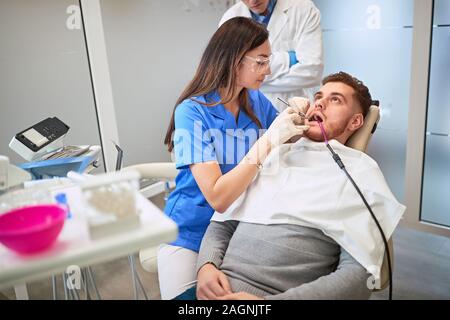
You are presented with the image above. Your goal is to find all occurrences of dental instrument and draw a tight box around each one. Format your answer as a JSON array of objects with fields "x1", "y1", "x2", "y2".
[{"x1": 277, "y1": 97, "x2": 307, "y2": 118}]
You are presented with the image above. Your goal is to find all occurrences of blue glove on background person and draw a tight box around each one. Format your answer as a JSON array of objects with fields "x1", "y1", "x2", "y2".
[{"x1": 288, "y1": 50, "x2": 298, "y2": 67}]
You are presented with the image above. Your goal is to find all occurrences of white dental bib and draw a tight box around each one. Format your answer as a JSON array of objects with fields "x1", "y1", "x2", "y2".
[{"x1": 211, "y1": 138, "x2": 405, "y2": 279}]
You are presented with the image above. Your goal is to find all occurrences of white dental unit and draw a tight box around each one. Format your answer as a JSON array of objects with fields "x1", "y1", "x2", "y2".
[{"x1": 6, "y1": 117, "x2": 101, "y2": 180}]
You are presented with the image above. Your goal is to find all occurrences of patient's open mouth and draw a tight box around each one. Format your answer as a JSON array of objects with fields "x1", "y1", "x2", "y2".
[{"x1": 308, "y1": 113, "x2": 323, "y2": 123}]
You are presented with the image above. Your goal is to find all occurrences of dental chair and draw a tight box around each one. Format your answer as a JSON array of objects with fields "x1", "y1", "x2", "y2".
[
  {"x1": 123, "y1": 163, "x2": 177, "y2": 274},
  {"x1": 125, "y1": 100, "x2": 392, "y2": 292}
]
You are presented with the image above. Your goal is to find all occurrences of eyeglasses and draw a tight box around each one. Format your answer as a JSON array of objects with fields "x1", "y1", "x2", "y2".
[{"x1": 243, "y1": 55, "x2": 272, "y2": 74}]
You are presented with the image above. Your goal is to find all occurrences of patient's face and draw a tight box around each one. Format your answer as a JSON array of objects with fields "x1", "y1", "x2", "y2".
[{"x1": 305, "y1": 82, "x2": 364, "y2": 143}]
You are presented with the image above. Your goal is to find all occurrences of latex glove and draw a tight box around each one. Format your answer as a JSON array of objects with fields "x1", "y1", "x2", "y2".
[
  {"x1": 264, "y1": 107, "x2": 309, "y2": 148},
  {"x1": 288, "y1": 96, "x2": 310, "y2": 119},
  {"x1": 288, "y1": 50, "x2": 298, "y2": 67}
]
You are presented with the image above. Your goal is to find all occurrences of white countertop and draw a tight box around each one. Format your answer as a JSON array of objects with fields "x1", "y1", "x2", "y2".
[{"x1": 0, "y1": 189, "x2": 178, "y2": 290}]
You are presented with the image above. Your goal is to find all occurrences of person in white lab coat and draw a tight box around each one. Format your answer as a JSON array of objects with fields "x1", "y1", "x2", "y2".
[{"x1": 220, "y1": 0, "x2": 324, "y2": 111}]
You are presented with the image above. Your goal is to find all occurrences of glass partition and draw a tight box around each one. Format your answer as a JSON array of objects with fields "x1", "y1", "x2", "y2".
[
  {"x1": 313, "y1": 0, "x2": 414, "y2": 202},
  {"x1": 421, "y1": 0, "x2": 450, "y2": 227}
]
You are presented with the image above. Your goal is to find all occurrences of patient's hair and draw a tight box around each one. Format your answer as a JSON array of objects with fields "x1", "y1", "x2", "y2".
[{"x1": 322, "y1": 72, "x2": 372, "y2": 117}]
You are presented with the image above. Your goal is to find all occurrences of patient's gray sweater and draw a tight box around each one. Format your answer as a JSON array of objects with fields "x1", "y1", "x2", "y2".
[{"x1": 197, "y1": 221, "x2": 371, "y2": 300}]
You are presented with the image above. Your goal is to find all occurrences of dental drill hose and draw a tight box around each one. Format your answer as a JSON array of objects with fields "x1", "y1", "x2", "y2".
[
  {"x1": 278, "y1": 98, "x2": 393, "y2": 298},
  {"x1": 317, "y1": 120, "x2": 392, "y2": 300},
  {"x1": 325, "y1": 143, "x2": 393, "y2": 300}
]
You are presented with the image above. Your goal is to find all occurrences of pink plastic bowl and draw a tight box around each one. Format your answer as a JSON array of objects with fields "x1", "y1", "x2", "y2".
[{"x1": 0, "y1": 204, "x2": 66, "y2": 254}]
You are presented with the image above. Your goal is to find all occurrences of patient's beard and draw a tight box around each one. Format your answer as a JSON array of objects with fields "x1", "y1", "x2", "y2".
[
  {"x1": 304, "y1": 128, "x2": 325, "y2": 142},
  {"x1": 305, "y1": 122, "x2": 347, "y2": 142}
]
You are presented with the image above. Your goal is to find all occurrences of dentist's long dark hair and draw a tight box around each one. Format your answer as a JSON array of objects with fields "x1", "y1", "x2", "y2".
[{"x1": 164, "y1": 17, "x2": 268, "y2": 152}]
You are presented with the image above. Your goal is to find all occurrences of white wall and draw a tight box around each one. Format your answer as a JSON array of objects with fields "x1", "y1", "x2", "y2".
[
  {"x1": 0, "y1": 0, "x2": 231, "y2": 170},
  {"x1": 100, "y1": 0, "x2": 232, "y2": 166},
  {"x1": 0, "y1": 0, "x2": 103, "y2": 170}
]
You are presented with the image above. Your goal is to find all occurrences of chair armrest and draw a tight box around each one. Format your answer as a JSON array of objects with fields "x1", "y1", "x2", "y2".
[
  {"x1": 376, "y1": 237, "x2": 394, "y2": 291},
  {"x1": 123, "y1": 162, "x2": 178, "y2": 180}
]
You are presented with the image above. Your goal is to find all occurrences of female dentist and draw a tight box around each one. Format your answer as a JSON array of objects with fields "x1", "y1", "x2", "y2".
[{"x1": 159, "y1": 17, "x2": 308, "y2": 300}]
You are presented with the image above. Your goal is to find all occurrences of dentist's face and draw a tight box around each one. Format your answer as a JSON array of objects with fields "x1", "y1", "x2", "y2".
[
  {"x1": 305, "y1": 82, "x2": 364, "y2": 142},
  {"x1": 236, "y1": 40, "x2": 272, "y2": 90},
  {"x1": 242, "y1": 0, "x2": 271, "y2": 14}
]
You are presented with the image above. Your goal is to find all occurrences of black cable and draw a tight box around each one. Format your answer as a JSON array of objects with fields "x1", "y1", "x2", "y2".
[{"x1": 326, "y1": 143, "x2": 393, "y2": 300}]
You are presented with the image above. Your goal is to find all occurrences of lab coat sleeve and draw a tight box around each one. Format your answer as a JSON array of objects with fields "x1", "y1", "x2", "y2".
[
  {"x1": 173, "y1": 102, "x2": 217, "y2": 169},
  {"x1": 196, "y1": 220, "x2": 240, "y2": 273},
  {"x1": 264, "y1": 248, "x2": 372, "y2": 300},
  {"x1": 262, "y1": 3, "x2": 324, "y2": 93}
]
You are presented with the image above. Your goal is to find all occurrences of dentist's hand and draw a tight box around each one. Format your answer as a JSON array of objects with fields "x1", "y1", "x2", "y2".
[
  {"x1": 264, "y1": 107, "x2": 309, "y2": 149},
  {"x1": 197, "y1": 263, "x2": 232, "y2": 300},
  {"x1": 288, "y1": 96, "x2": 310, "y2": 117},
  {"x1": 286, "y1": 96, "x2": 311, "y2": 143}
]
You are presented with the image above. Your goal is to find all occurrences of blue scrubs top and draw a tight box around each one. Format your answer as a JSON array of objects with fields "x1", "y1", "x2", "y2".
[{"x1": 164, "y1": 89, "x2": 278, "y2": 252}]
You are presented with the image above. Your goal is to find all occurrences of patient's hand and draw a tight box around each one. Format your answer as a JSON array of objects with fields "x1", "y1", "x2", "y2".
[
  {"x1": 197, "y1": 263, "x2": 232, "y2": 300},
  {"x1": 216, "y1": 292, "x2": 263, "y2": 300}
]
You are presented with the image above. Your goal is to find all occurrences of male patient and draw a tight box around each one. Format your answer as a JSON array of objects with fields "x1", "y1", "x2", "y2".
[{"x1": 185, "y1": 72, "x2": 404, "y2": 300}]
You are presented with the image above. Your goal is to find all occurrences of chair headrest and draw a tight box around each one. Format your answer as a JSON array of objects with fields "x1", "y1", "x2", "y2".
[{"x1": 346, "y1": 102, "x2": 380, "y2": 152}]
